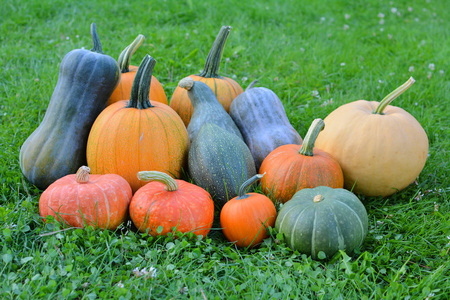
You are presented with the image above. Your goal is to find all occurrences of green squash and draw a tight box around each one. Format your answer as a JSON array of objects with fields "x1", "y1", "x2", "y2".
[
  {"x1": 275, "y1": 186, "x2": 368, "y2": 259},
  {"x1": 19, "y1": 23, "x2": 120, "y2": 190},
  {"x1": 178, "y1": 77, "x2": 243, "y2": 143},
  {"x1": 229, "y1": 80, "x2": 302, "y2": 171},
  {"x1": 188, "y1": 123, "x2": 256, "y2": 206}
]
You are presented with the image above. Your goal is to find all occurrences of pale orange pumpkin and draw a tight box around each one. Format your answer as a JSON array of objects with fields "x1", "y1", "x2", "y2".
[
  {"x1": 87, "y1": 55, "x2": 189, "y2": 193},
  {"x1": 314, "y1": 77, "x2": 429, "y2": 196},
  {"x1": 170, "y1": 26, "x2": 243, "y2": 127},
  {"x1": 39, "y1": 166, "x2": 132, "y2": 229},
  {"x1": 107, "y1": 34, "x2": 167, "y2": 106}
]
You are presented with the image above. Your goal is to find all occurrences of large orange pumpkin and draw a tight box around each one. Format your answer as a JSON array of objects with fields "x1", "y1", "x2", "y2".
[
  {"x1": 130, "y1": 171, "x2": 214, "y2": 237},
  {"x1": 86, "y1": 55, "x2": 189, "y2": 193},
  {"x1": 260, "y1": 119, "x2": 344, "y2": 203},
  {"x1": 107, "y1": 34, "x2": 167, "y2": 106},
  {"x1": 220, "y1": 173, "x2": 277, "y2": 248},
  {"x1": 169, "y1": 26, "x2": 243, "y2": 127},
  {"x1": 39, "y1": 166, "x2": 132, "y2": 229},
  {"x1": 314, "y1": 77, "x2": 429, "y2": 196}
]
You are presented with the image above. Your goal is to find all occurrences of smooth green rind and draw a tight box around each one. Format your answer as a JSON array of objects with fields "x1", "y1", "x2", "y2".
[
  {"x1": 188, "y1": 123, "x2": 256, "y2": 206},
  {"x1": 275, "y1": 186, "x2": 368, "y2": 259}
]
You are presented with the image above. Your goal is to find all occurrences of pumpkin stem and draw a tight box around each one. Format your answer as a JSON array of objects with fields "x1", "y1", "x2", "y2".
[
  {"x1": 76, "y1": 166, "x2": 91, "y2": 184},
  {"x1": 198, "y1": 26, "x2": 232, "y2": 78},
  {"x1": 137, "y1": 171, "x2": 178, "y2": 192},
  {"x1": 90, "y1": 23, "x2": 104, "y2": 54},
  {"x1": 118, "y1": 34, "x2": 145, "y2": 73},
  {"x1": 298, "y1": 119, "x2": 325, "y2": 156},
  {"x1": 237, "y1": 173, "x2": 265, "y2": 199},
  {"x1": 373, "y1": 77, "x2": 415, "y2": 115},
  {"x1": 245, "y1": 80, "x2": 258, "y2": 91},
  {"x1": 178, "y1": 77, "x2": 195, "y2": 91},
  {"x1": 127, "y1": 55, "x2": 155, "y2": 109},
  {"x1": 313, "y1": 195, "x2": 324, "y2": 203}
]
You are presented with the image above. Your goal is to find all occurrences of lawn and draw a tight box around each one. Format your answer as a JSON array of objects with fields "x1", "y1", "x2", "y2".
[{"x1": 1, "y1": 0, "x2": 449, "y2": 299}]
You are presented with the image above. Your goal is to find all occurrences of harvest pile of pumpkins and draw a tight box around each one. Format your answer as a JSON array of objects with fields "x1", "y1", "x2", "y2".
[{"x1": 19, "y1": 24, "x2": 429, "y2": 259}]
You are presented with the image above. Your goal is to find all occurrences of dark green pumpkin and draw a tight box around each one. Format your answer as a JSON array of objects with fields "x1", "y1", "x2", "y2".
[
  {"x1": 275, "y1": 186, "x2": 368, "y2": 259},
  {"x1": 178, "y1": 77, "x2": 243, "y2": 143},
  {"x1": 188, "y1": 123, "x2": 256, "y2": 206},
  {"x1": 229, "y1": 80, "x2": 302, "y2": 171},
  {"x1": 19, "y1": 23, "x2": 120, "y2": 190}
]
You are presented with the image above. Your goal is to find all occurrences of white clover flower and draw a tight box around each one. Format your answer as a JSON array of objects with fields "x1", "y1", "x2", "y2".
[
  {"x1": 428, "y1": 63, "x2": 435, "y2": 71},
  {"x1": 408, "y1": 7, "x2": 413, "y2": 12},
  {"x1": 439, "y1": 70, "x2": 444, "y2": 75},
  {"x1": 391, "y1": 7, "x2": 397, "y2": 13},
  {"x1": 117, "y1": 281, "x2": 124, "y2": 288},
  {"x1": 388, "y1": 34, "x2": 393, "y2": 39},
  {"x1": 379, "y1": 19, "x2": 385, "y2": 25},
  {"x1": 345, "y1": 14, "x2": 351, "y2": 19},
  {"x1": 343, "y1": 24, "x2": 349, "y2": 30},
  {"x1": 427, "y1": 72, "x2": 432, "y2": 79},
  {"x1": 378, "y1": 13, "x2": 385, "y2": 18},
  {"x1": 340, "y1": 62, "x2": 346, "y2": 66},
  {"x1": 66, "y1": 36, "x2": 70, "y2": 40},
  {"x1": 409, "y1": 66, "x2": 415, "y2": 72}
]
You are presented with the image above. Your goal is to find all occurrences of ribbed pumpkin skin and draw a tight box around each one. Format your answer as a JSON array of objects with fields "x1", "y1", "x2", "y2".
[
  {"x1": 20, "y1": 46, "x2": 120, "y2": 190},
  {"x1": 130, "y1": 180, "x2": 214, "y2": 237},
  {"x1": 107, "y1": 65, "x2": 167, "y2": 106},
  {"x1": 220, "y1": 192, "x2": 276, "y2": 248},
  {"x1": 188, "y1": 123, "x2": 256, "y2": 206},
  {"x1": 180, "y1": 78, "x2": 243, "y2": 143},
  {"x1": 314, "y1": 100, "x2": 429, "y2": 196},
  {"x1": 86, "y1": 101, "x2": 189, "y2": 193},
  {"x1": 260, "y1": 145, "x2": 344, "y2": 203},
  {"x1": 229, "y1": 86, "x2": 302, "y2": 170},
  {"x1": 275, "y1": 186, "x2": 368, "y2": 259},
  {"x1": 170, "y1": 74, "x2": 243, "y2": 127},
  {"x1": 39, "y1": 173, "x2": 132, "y2": 229}
]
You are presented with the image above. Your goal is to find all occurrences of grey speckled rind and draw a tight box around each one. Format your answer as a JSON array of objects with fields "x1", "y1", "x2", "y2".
[
  {"x1": 188, "y1": 123, "x2": 256, "y2": 206},
  {"x1": 275, "y1": 186, "x2": 368, "y2": 259},
  {"x1": 230, "y1": 86, "x2": 302, "y2": 171},
  {"x1": 19, "y1": 48, "x2": 120, "y2": 190}
]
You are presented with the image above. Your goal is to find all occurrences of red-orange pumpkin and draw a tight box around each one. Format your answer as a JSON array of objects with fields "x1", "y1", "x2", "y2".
[
  {"x1": 220, "y1": 173, "x2": 277, "y2": 248},
  {"x1": 39, "y1": 166, "x2": 132, "y2": 229},
  {"x1": 170, "y1": 26, "x2": 243, "y2": 127},
  {"x1": 107, "y1": 34, "x2": 167, "y2": 106},
  {"x1": 130, "y1": 171, "x2": 214, "y2": 237},
  {"x1": 86, "y1": 55, "x2": 189, "y2": 193},
  {"x1": 260, "y1": 119, "x2": 344, "y2": 203}
]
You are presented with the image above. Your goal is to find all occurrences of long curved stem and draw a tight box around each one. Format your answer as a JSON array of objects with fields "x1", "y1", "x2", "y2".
[
  {"x1": 198, "y1": 26, "x2": 231, "y2": 78},
  {"x1": 245, "y1": 80, "x2": 258, "y2": 91},
  {"x1": 237, "y1": 173, "x2": 265, "y2": 200},
  {"x1": 137, "y1": 171, "x2": 178, "y2": 192},
  {"x1": 373, "y1": 77, "x2": 415, "y2": 114},
  {"x1": 118, "y1": 34, "x2": 145, "y2": 73},
  {"x1": 298, "y1": 119, "x2": 325, "y2": 156},
  {"x1": 127, "y1": 55, "x2": 155, "y2": 109},
  {"x1": 90, "y1": 23, "x2": 104, "y2": 54}
]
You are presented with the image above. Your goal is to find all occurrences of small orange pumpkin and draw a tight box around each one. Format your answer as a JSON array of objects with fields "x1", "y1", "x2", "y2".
[
  {"x1": 87, "y1": 55, "x2": 189, "y2": 193},
  {"x1": 107, "y1": 34, "x2": 167, "y2": 106},
  {"x1": 260, "y1": 119, "x2": 344, "y2": 203},
  {"x1": 39, "y1": 166, "x2": 132, "y2": 229},
  {"x1": 130, "y1": 171, "x2": 214, "y2": 237},
  {"x1": 220, "y1": 173, "x2": 277, "y2": 248},
  {"x1": 170, "y1": 26, "x2": 243, "y2": 127}
]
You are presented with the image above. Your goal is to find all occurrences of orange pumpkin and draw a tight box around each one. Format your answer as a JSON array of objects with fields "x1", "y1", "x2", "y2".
[
  {"x1": 130, "y1": 171, "x2": 214, "y2": 237},
  {"x1": 170, "y1": 26, "x2": 243, "y2": 127},
  {"x1": 220, "y1": 173, "x2": 277, "y2": 248},
  {"x1": 39, "y1": 166, "x2": 132, "y2": 229},
  {"x1": 86, "y1": 55, "x2": 189, "y2": 193},
  {"x1": 107, "y1": 34, "x2": 167, "y2": 106},
  {"x1": 260, "y1": 119, "x2": 344, "y2": 203},
  {"x1": 314, "y1": 77, "x2": 429, "y2": 196}
]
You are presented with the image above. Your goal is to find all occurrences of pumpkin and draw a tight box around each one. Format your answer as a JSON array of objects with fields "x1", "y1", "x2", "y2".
[
  {"x1": 314, "y1": 77, "x2": 429, "y2": 196},
  {"x1": 220, "y1": 173, "x2": 277, "y2": 248},
  {"x1": 39, "y1": 166, "x2": 132, "y2": 229},
  {"x1": 260, "y1": 119, "x2": 344, "y2": 203},
  {"x1": 229, "y1": 80, "x2": 303, "y2": 171},
  {"x1": 275, "y1": 186, "x2": 368, "y2": 259},
  {"x1": 107, "y1": 34, "x2": 167, "y2": 106},
  {"x1": 20, "y1": 23, "x2": 120, "y2": 190},
  {"x1": 178, "y1": 77, "x2": 243, "y2": 143},
  {"x1": 86, "y1": 55, "x2": 189, "y2": 193},
  {"x1": 129, "y1": 171, "x2": 214, "y2": 237},
  {"x1": 188, "y1": 123, "x2": 256, "y2": 206},
  {"x1": 170, "y1": 26, "x2": 243, "y2": 126}
]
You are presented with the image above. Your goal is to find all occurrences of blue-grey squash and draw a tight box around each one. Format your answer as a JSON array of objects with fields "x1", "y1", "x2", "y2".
[{"x1": 19, "y1": 23, "x2": 120, "y2": 190}]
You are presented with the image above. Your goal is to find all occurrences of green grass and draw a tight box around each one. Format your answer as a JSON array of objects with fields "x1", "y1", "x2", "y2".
[{"x1": 1, "y1": 0, "x2": 449, "y2": 298}]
